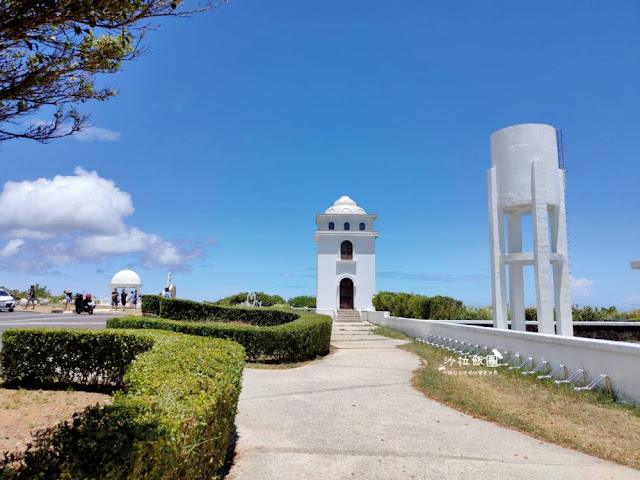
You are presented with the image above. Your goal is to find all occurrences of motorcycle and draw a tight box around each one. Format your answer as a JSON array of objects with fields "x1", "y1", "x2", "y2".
[{"x1": 74, "y1": 293, "x2": 95, "y2": 314}]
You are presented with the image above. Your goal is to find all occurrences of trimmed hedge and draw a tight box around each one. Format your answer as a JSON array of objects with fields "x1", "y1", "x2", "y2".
[
  {"x1": 1, "y1": 329, "x2": 154, "y2": 389},
  {"x1": 0, "y1": 328, "x2": 244, "y2": 479},
  {"x1": 159, "y1": 297, "x2": 298, "y2": 326},
  {"x1": 141, "y1": 294, "x2": 160, "y2": 316},
  {"x1": 108, "y1": 309, "x2": 332, "y2": 362}
]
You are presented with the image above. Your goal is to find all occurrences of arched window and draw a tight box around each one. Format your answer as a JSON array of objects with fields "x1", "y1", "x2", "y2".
[
  {"x1": 341, "y1": 240, "x2": 353, "y2": 260},
  {"x1": 328, "y1": 222, "x2": 335, "y2": 230},
  {"x1": 344, "y1": 222, "x2": 350, "y2": 231},
  {"x1": 359, "y1": 222, "x2": 365, "y2": 231}
]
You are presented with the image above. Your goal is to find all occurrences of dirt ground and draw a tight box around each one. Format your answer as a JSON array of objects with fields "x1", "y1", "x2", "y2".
[{"x1": 0, "y1": 387, "x2": 112, "y2": 455}]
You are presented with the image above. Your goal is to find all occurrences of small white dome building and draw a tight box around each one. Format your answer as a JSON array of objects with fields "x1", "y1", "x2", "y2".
[
  {"x1": 314, "y1": 196, "x2": 378, "y2": 317},
  {"x1": 109, "y1": 269, "x2": 142, "y2": 290}
]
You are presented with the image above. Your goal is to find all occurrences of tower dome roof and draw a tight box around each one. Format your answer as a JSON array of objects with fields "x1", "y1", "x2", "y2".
[
  {"x1": 324, "y1": 196, "x2": 366, "y2": 215},
  {"x1": 109, "y1": 269, "x2": 142, "y2": 288}
]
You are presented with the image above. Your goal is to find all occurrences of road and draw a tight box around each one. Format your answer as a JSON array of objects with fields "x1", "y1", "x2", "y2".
[{"x1": 0, "y1": 309, "x2": 126, "y2": 349}]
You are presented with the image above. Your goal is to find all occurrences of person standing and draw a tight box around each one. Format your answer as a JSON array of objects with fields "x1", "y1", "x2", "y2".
[
  {"x1": 63, "y1": 289, "x2": 72, "y2": 311},
  {"x1": 24, "y1": 285, "x2": 36, "y2": 310},
  {"x1": 121, "y1": 288, "x2": 127, "y2": 311},
  {"x1": 131, "y1": 290, "x2": 138, "y2": 309},
  {"x1": 111, "y1": 288, "x2": 119, "y2": 309}
]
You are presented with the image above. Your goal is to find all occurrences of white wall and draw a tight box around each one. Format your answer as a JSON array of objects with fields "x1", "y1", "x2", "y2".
[
  {"x1": 362, "y1": 311, "x2": 640, "y2": 405},
  {"x1": 316, "y1": 235, "x2": 376, "y2": 312}
]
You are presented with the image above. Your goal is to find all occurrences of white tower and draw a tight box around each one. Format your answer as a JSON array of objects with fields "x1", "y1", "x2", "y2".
[
  {"x1": 488, "y1": 124, "x2": 573, "y2": 336},
  {"x1": 314, "y1": 196, "x2": 378, "y2": 317}
]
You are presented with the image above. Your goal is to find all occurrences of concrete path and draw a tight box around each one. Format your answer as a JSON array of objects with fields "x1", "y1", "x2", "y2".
[{"x1": 228, "y1": 321, "x2": 640, "y2": 480}]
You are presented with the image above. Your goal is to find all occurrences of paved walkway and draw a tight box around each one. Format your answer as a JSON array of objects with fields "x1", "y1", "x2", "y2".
[{"x1": 228, "y1": 321, "x2": 640, "y2": 480}]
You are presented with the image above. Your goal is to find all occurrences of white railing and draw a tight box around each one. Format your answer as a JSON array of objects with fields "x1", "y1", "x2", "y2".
[{"x1": 362, "y1": 310, "x2": 640, "y2": 405}]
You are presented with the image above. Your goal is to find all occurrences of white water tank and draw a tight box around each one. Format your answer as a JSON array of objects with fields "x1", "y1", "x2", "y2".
[{"x1": 490, "y1": 123, "x2": 561, "y2": 210}]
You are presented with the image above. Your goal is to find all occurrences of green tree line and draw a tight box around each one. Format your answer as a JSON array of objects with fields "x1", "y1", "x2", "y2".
[{"x1": 372, "y1": 291, "x2": 640, "y2": 321}]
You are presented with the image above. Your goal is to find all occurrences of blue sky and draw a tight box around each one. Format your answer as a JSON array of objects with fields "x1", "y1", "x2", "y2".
[{"x1": 1, "y1": 1, "x2": 639, "y2": 308}]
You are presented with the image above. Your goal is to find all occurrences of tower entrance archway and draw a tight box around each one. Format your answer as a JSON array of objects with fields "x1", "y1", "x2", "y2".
[{"x1": 339, "y1": 278, "x2": 354, "y2": 310}]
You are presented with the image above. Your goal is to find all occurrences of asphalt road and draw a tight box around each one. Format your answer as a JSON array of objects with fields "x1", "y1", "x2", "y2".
[{"x1": 0, "y1": 309, "x2": 127, "y2": 349}]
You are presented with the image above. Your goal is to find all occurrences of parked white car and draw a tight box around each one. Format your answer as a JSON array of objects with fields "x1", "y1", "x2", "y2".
[{"x1": 0, "y1": 288, "x2": 17, "y2": 312}]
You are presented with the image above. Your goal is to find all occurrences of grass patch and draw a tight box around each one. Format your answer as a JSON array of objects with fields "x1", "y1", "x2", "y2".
[
  {"x1": 393, "y1": 337, "x2": 640, "y2": 470},
  {"x1": 371, "y1": 326, "x2": 412, "y2": 340}
]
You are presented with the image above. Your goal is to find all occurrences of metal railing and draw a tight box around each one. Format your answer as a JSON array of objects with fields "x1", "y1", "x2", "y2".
[{"x1": 416, "y1": 333, "x2": 614, "y2": 398}]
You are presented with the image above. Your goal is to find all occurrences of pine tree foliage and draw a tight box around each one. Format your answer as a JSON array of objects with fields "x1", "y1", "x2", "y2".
[{"x1": 0, "y1": 0, "x2": 227, "y2": 142}]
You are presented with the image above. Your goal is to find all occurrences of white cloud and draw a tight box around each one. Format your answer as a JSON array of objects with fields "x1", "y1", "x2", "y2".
[
  {"x1": 75, "y1": 227, "x2": 152, "y2": 257},
  {"x1": 0, "y1": 239, "x2": 24, "y2": 257},
  {"x1": 74, "y1": 228, "x2": 203, "y2": 268},
  {"x1": 0, "y1": 168, "x2": 207, "y2": 271},
  {"x1": 0, "y1": 167, "x2": 133, "y2": 238},
  {"x1": 74, "y1": 126, "x2": 121, "y2": 142},
  {"x1": 570, "y1": 275, "x2": 594, "y2": 297}
]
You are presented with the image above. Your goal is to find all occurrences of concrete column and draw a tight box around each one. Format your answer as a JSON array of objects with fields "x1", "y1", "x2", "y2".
[
  {"x1": 488, "y1": 168, "x2": 508, "y2": 329},
  {"x1": 508, "y1": 213, "x2": 526, "y2": 331},
  {"x1": 531, "y1": 161, "x2": 555, "y2": 334},
  {"x1": 552, "y1": 170, "x2": 573, "y2": 336}
]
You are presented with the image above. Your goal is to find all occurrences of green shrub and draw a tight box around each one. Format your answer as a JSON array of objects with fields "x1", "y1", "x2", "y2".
[
  {"x1": 288, "y1": 295, "x2": 316, "y2": 308},
  {"x1": 108, "y1": 310, "x2": 332, "y2": 363},
  {"x1": 572, "y1": 305, "x2": 621, "y2": 321},
  {"x1": 373, "y1": 291, "x2": 413, "y2": 315},
  {"x1": 373, "y1": 291, "x2": 464, "y2": 320},
  {"x1": 619, "y1": 309, "x2": 640, "y2": 321},
  {"x1": 1, "y1": 329, "x2": 154, "y2": 388},
  {"x1": 212, "y1": 291, "x2": 286, "y2": 307},
  {"x1": 140, "y1": 294, "x2": 160, "y2": 316},
  {"x1": 456, "y1": 306, "x2": 493, "y2": 320},
  {"x1": 0, "y1": 328, "x2": 244, "y2": 479},
  {"x1": 428, "y1": 295, "x2": 464, "y2": 320},
  {"x1": 256, "y1": 292, "x2": 286, "y2": 307},
  {"x1": 159, "y1": 297, "x2": 298, "y2": 326},
  {"x1": 408, "y1": 295, "x2": 431, "y2": 319},
  {"x1": 212, "y1": 292, "x2": 248, "y2": 306}
]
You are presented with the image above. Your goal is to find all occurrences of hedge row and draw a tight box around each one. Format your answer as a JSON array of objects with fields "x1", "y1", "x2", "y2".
[
  {"x1": 0, "y1": 328, "x2": 245, "y2": 479},
  {"x1": 108, "y1": 312, "x2": 332, "y2": 363},
  {"x1": 159, "y1": 297, "x2": 299, "y2": 326},
  {"x1": 1, "y1": 329, "x2": 154, "y2": 389},
  {"x1": 140, "y1": 296, "x2": 299, "y2": 327},
  {"x1": 140, "y1": 294, "x2": 160, "y2": 316}
]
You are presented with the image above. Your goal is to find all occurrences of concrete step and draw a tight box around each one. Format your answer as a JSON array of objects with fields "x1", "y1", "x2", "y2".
[
  {"x1": 332, "y1": 329, "x2": 375, "y2": 335},
  {"x1": 333, "y1": 326, "x2": 375, "y2": 331},
  {"x1": 335, "y1": 310, "x2": 362, "y2": 323},
  {"x1": 333, "y1": 321, "x2": 372, "y2": 326}
]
